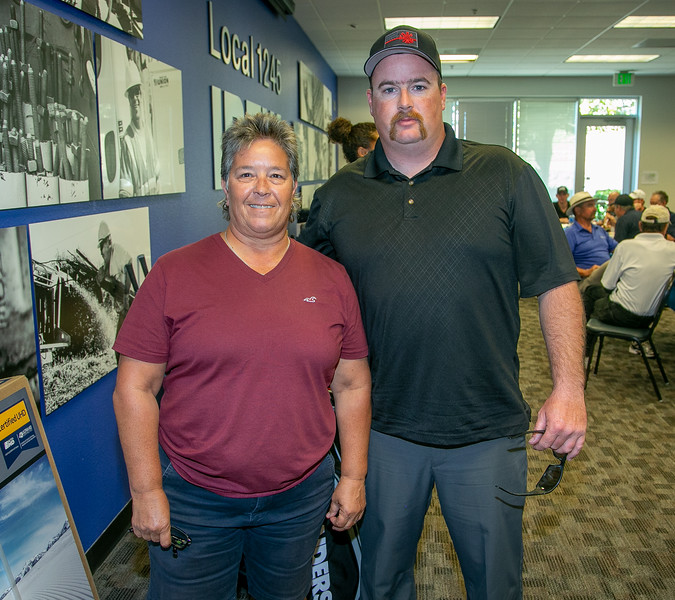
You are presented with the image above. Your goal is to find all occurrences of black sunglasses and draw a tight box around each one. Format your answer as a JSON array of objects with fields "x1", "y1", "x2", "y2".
[
  {"x1": 496, "y1": 430, "x2": 567, "y2": 497},
  {"x1": 128, "y1": 525, "x2": 192, "y2": 558}
]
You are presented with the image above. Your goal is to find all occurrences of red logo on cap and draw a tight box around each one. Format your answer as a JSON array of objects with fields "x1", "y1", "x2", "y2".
[{"x1": 385, "y1": 31, "x2": 417, "y2": 46}]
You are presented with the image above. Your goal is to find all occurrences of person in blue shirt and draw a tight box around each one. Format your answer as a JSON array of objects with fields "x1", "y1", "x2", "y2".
[{"x1": 565, "y1": 191, "x2": 618, "y2": 278}]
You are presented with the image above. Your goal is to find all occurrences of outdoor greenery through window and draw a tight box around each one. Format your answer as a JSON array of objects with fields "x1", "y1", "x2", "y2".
[
  {"x1": 445, "y1": 97, "x2": 639, "y2": 199},
  {"x1": 579, "y1": 98, "x2": 638, "y2": 116}
]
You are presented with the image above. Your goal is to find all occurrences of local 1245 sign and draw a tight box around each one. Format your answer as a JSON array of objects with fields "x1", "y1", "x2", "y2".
[{"x1": 207, "y1": 1, "x2": 282, "y2": 95}]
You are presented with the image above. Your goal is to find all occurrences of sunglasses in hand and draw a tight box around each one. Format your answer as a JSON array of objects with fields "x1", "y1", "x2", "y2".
[
  {"x1": 128, "y1": 525, "x2": 192, "y2": 558},
  {"x1": 497, "y1": 430, "x2": 567, "y2": 497}
]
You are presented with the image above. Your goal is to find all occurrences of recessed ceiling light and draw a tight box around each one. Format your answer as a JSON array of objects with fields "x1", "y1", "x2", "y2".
[
  {"x1": 384, "y1": 17, "x2": 499, "y2": 30},
  {"x1": 440, "y1": 54, "x2": 479, "y2": 63},
  {"x1": 566, "y1": 55, "x2": 659, "y2": 63},
  {"x1": 615, "y1": 16, "x2": 675, "y2": 28}
]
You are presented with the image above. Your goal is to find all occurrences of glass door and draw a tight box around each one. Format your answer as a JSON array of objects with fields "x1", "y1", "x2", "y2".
[{"x1": 576, "y1": 117, "x2": 635, "y2": 195}]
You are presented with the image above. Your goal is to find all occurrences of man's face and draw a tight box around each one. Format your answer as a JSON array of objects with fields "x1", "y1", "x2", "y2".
[
  {"x1": 556, "y1": 191, "x2": 569, "y2": 203},
  {"x1": 367, "y1": 53, "x2": 446, "y2": 149},
  {"x1": 127, "y1": 85, "x2": 143, "y2": 123},
  {"x1": 576, "y1": 201, "x2": 597, "y2": 220},
  {"x1": 650, "y1": 193, "x2": 665, "y2": 207},
  {"x1": 614, "y1": 204, "x2": 627, "y2": 217},
  {"x1": 99, "y1": 237, "x2": 112, "y2": 264}
]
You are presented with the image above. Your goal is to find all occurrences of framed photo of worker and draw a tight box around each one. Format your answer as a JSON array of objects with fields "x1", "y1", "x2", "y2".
[
  {"x1": 0, "y1": 227, "x2": 40, "y2": 407},
  {"x1": 0, "y1": 376, "x2": 99, "y2": 600},
  {"x1": 298, "y1": 61, "x2": 332, "y2": 131},
  {"x1": 29, "y1": 208, "x2": 151, "y2": 415},
  {"x1": 59, "y1": 0, "x2": 143, "y2": 38},
  {"x1": 295, "y1": 121, "x2": 332, "y2": 183},
  {"x1": 96, "y1": 36, "x2": 185, "y2": 200},
  {"x1": 0, "y1": 0, "x2": 102, "y2": 209}
]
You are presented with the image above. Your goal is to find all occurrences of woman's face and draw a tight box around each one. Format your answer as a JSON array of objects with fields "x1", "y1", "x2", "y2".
[{"x1": 223, "y1": 139, "x2": 297, "y2": 241}]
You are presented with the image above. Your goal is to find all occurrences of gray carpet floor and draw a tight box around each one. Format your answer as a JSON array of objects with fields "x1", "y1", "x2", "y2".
[{"x1": 93, "y1": 297, "x2": 675, "y2": 599}]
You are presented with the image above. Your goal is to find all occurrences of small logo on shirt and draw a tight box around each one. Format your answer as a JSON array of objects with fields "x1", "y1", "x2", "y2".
[{"x1": 303, "y1": 296, "x2": 317, "y2": 303}]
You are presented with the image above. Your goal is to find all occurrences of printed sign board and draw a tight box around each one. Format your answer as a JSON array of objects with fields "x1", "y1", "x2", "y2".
[{"x1": 0, "y1": 377, "x2": 99, "y2": 600}]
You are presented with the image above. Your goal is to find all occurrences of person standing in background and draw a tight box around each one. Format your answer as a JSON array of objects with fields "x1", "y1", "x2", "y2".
[
  {"x1": 300, "y1": 25, "x2": 586, "y2": 600},
  {"x1": 327, "y1": 117, "x2": 379, "y2": 164}
]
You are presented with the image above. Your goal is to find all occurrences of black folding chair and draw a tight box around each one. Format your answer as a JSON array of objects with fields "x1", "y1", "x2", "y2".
[{"x1": 585, "y1": 274, "x2": 674, "y2": 401}]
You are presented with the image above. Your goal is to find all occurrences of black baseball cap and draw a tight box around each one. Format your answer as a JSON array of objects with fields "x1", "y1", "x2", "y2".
[
  {"x1": 557, "y1": 186, "x2": 568, "y2": 194},
  {"x1": 364, "y1": 26, "x2": 442, "y2": 77},
  {"x1": 614, "y1": 194, "x2": 634, "y2": 207}
]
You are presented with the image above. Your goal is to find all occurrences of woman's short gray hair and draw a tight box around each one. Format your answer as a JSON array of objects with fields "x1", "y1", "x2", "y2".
[{"x1": 219, "y1": 113, "x2": 301, "y2": 220}]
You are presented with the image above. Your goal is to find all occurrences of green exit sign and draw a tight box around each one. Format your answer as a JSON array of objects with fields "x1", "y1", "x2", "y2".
[{"x1": 613, "y1": 72, "x2": 634, "y2": 87}]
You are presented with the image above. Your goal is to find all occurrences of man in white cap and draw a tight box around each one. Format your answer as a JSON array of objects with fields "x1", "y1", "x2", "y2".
[
  {"x1": 630, "y1": 188, "x2": 646, "y2": 212},
  {"x1": 301, "y1": 24, "x2": 586, "y2": 600},
  {"x1": 565, "y1": 191, "x2": 618, "y2": 278},
  {"x1": 583, "y1": 205, "x2": 675, "y2": 356},
  {"x1": 119, "y1": 59, "x2": 160, "y2": 198}
]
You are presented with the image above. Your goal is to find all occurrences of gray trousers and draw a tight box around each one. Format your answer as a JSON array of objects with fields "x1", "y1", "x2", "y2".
[{"x1": 359, "y1": 430, "x2": 527, "y2": 600}]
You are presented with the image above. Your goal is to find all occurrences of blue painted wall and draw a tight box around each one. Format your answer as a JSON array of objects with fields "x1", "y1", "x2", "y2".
[{"x1": 0, "y1": 0, "x2": 336, "y2": 550}]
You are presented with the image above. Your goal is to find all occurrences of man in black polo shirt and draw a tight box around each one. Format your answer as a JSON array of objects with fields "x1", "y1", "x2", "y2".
[
  {"x1": 613, "y1": 193, "x2": 642, "y2": 242},
  {"x1": 300, "y1": 25, "x2": 587, "y2": 600}
]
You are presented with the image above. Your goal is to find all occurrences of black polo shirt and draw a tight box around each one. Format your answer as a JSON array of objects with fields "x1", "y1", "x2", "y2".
[
  {"x1": 614, "y1": 207, "x2": 641, "y2": 242},
  {"x1": 300, "y1": 124, "x2": 578, "y2": 446}
]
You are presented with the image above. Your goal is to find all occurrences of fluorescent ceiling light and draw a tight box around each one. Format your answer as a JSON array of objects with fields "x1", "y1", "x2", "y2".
[
  {"x1": 615, "y1": 16, "x2": 675, "y2": 28},
  {"x1": 566, "y1": 54, "x2": 659, "y2": 63},
  {"x1": 384, "y1": 16, "x2": 498, "y2": 30},
  {"x1": 440, "y1": 54, "x2": 479, "y2": 63}
]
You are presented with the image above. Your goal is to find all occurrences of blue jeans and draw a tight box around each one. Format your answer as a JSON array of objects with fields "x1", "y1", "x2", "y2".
[
  {"x1": 147, "y1": 447, "x2": 334, "y2": 600},
  {"x1": 359, "y1": 430, "x2": 527, "y2": 600}
]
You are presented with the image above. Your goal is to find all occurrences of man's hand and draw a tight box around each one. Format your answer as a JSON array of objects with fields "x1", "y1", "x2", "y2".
[
  {"x1": 536, "y1": 282, "x2": 587, "y2": 460},
  {"x1": 577, "y1": 265, "x2": 600, "y2": 278},
  {"x1": 528, "y1": 388, "x2": 586, "y2": 460}
]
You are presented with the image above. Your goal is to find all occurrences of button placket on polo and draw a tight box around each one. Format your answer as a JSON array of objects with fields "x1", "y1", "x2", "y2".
[{"x1": 403, "y1": 178, "x2": 417, "y2": 218}]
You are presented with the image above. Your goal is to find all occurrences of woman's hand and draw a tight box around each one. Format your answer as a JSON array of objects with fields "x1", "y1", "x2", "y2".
[{"x1": 326, "y1": 475, "x2": 365, "y2": 532}]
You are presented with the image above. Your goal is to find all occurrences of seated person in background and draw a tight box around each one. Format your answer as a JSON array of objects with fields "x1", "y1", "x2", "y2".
[
  {"x1": 601, "y1": 191, "x2": 619, "y2": 230},
  {"x1": 565, "y1": 191, "x2": 618, "y2": 278},
  {"x1": 630, "y1": 188, "x2": 646, "y2": 212},
  {"x1": 553, "y1": 185, "x2": 570, "y2": 222},
  {"x1": 649, "y1": 190, "x2": 675, "y2": 241},
  {"x1": 582, "y1": 205, "x2": 675, "y2": 356},
  {"x1": 613, "y1": 193, "x2": 642, "y2": 242},
  {"x1": 327, "y1": 117, "x2": 379, "y2": 163}
]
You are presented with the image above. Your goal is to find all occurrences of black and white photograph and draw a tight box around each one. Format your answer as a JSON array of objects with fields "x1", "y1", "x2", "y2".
[
  {"x1": 210, "y1": 87, "x2": 246, "y2": 189},
  {"x1": 298, "y1": 61, "x2": 332, "y2": 131},
  {"x1": 0, "y1": 0, "x2": 102, "y2": 209},
  {"x1": 294, "y1": 120, "x2": 331, "y2": 183},
  {"x1": 0, "y1": 227, "x2": 40, "y2": 406},
  {"x1": 298, "y1": 183, "x2": 321, "y2": 211},
  {"x1": 96, "y1": 36, "x2": 185, "y2": 200},
  {"x1": 29, "y1": 208, "x2": 151, "y2": 415},
  {"x1": 59, "y1": 0, "x2": 143, "y2": 38}
]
